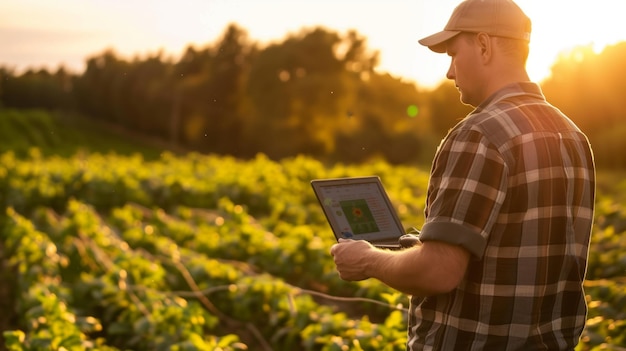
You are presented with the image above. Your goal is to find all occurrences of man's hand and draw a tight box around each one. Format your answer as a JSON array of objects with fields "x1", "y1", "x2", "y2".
[
  {"x1": 329, "y1": 239, "x2": 378, "y2": 281},
  {"x1": 329, "y1": 237, "x2": 470, "y2": 296}
]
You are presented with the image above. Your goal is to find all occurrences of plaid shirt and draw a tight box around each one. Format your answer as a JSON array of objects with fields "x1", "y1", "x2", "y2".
[{"x1": 408, "y1": 82, "x2": 595, "y2": 350}]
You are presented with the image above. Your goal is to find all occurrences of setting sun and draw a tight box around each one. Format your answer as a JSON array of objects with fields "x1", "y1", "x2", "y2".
[{"x1": 520, "y1": 0, "x2": 623, "y2": 83}]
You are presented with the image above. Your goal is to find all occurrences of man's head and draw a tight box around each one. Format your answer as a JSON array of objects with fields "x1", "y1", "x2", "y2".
[
  {"x1": 419, "y1": 0, "x2": 532, "y2": 106},
  {"x1": 418, "y1": 0, "x2": 531, "y2": 53}
]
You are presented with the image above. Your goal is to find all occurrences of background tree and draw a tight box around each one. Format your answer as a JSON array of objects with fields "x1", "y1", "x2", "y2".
[
  {"x1": 172, "y1": 24, "x2": 254, "y2": 155},
  {"x1": 0, "y1": 67, "x2": 74, "y2": 110},
  {"x1": 246, "y1": 27, "x2": 351, "y2": 158},
  {"x1": 2, "y1": 25, "x2": 625, "y2": 168},
  {"x1": 73, "y1": 50, "x2": 130, "y2": 124}
]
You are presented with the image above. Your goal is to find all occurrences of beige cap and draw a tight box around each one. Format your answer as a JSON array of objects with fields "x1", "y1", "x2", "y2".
[{"x1": 418, "y1": 0, "x2": 531, "y2": 53}]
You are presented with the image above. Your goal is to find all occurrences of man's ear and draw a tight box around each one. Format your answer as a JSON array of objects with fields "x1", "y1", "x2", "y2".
[{"x1": 476, "y1": 32, "x2": 493, "y2": 63}]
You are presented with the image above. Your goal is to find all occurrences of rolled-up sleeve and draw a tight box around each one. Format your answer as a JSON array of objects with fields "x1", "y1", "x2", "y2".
[{"x1": 420, "y1": 128, "x2": 508, "y2": 259}]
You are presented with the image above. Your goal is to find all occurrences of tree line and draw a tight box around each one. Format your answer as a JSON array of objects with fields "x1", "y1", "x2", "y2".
[{"x1": 1, "y1": 24, "x2": 625, "y2": 168}]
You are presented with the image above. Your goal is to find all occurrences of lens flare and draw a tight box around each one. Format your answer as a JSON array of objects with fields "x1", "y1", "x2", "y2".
[{"x1": 407, "y1": 105, "x2": 419, "y2": 118}]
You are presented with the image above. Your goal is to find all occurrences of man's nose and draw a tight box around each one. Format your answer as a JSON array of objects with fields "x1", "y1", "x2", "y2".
[{"x1": 446, "y1": 64, "x2": 455, "y2": 80}]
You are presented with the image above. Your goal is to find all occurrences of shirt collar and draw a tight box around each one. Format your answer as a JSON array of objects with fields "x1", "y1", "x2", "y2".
[{"x1": 474, "y1": 82, "x2": 545, "y2": 113}]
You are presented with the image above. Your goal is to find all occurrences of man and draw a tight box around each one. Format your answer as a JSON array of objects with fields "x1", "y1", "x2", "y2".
[{"x1": 329, "y1": 0, "x2": 596, "y2": 349}]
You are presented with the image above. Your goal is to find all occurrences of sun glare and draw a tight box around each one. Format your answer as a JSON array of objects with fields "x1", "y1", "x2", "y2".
[{"x1": 520, "y1": 0, "x2": 623, "y2": 83}]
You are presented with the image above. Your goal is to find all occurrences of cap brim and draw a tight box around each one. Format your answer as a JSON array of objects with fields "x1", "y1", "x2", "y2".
[{"x1": 418, "y1": 30, "x2": 461, "y2": 53}]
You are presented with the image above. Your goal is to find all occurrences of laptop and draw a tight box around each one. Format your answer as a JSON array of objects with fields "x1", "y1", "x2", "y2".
[{"x1": 311, "y1": 176, "x2": 406, "y2": 249}]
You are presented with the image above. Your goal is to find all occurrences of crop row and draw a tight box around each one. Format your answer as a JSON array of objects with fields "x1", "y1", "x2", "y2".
[
  {"x1": 1, "y1": 151, "x2": 625, "y2": 350},
  {"x1": 2, "y1": 197, "x2": 408, "y2": 350}
]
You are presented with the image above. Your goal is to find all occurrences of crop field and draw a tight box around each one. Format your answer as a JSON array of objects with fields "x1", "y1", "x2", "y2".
[{"x1": 1, "y1": 151, "x2": 625, "y2": 350}]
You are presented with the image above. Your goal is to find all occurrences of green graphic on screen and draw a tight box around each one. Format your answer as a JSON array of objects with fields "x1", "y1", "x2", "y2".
[{"x1": 339, "y1": 199, "x2": 380, "y2": 234}]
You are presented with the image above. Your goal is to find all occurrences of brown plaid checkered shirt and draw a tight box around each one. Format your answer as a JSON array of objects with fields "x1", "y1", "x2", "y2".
[{"x1": 408, "y1": 82, "x2": 595, "y2": 350}]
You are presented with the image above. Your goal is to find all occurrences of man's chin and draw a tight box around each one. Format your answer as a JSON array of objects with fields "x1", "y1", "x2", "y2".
[
  {"x1": 459, "y1": 95, "x2": 473, "y2": 107},
  {"x1": 458, "y1": 92, "x2": 478, "y2": 108}
]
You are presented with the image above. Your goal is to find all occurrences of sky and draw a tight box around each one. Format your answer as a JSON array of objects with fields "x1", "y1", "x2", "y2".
[{"x1": 1, "y1": 0, "x2": 624, "y2": 88}]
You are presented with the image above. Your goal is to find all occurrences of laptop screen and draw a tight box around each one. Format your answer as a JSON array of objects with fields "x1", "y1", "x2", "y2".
[{"x1": 311, "y1": 176, "x2": 405, "y2": 244}]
